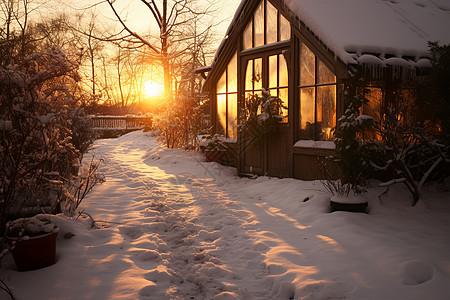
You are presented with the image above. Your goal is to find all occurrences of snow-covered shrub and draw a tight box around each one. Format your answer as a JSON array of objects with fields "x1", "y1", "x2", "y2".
[
  {"x1": 369, "y1": 106, "x2": 449, "y2": 206},
  {"x1": 68, "y1": 107, "x2": 96, "y2": 159},
  {"x1": 61, "y1": 156, "x2": 104, "y2": 217},
  {"x1": 152, "y1": 92, "x2": 207, "y2": 149},
  {"x1": 0, "y1": 47, "x2": 82, "y2": 233},
  {"x1": 330, "y1": 78, "x2": 375, "y2": 196}
]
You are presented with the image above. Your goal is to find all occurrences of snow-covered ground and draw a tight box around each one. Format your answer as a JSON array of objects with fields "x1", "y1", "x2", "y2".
[{"x1": 2, "y1": 130, "x2": 450, "y2": 300}]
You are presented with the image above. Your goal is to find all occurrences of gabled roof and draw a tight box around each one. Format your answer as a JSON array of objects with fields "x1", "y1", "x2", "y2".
[
  {"x1": 216, "y1": 0, "x2": 450, "y2": 65},
  {"x1": 285, "y1": 0, "x2": 450, "y2": 64},
  {"x1": 204, "y1": 0, "x2": 449, "y2": 89}
]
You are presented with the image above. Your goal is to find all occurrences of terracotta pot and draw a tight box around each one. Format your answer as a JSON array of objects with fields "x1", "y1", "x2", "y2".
[
  {"x1": 205, "y1": 150, "x2": 226, "y2": 162},
  {"x1": 7, "y1": 231, "x2": 58, "y2": 271}
]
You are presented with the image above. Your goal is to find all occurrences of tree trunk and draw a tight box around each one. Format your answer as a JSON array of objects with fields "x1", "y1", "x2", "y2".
[{"x1": 161, "y1": 0, "x2": 171, "y2": 99}]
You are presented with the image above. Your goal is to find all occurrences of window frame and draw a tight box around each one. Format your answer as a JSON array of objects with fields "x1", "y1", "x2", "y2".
[
  {"x1": 241, "y1": 45, "x2": 290, "y2": 124},
  {"x1": 298, "y1": 41, "x2": 337, "y2": 141},
  {"x1": 242, "y1": 0, "x2": 291, "y2": 50},
  {"x1": 216, "y1": 52, "x2": 238, "y2": 139}
]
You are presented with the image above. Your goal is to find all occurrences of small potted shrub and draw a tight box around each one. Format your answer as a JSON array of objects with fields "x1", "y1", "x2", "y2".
[
  {"x1": 239, "y1": 90, "x2": 287, "y2": 146},
  {"x1": 323, "y1": 179, "x2": 369, "y2": 213},
  {"x1": 326, "y1": 77, "x2": 374, "y2": 213},
  {"x1": 5, "y1": 215, "x2": 59, "y2": 271},
  {"x1": 203, "y1": 137, "x2": 227, "y2": 163}
]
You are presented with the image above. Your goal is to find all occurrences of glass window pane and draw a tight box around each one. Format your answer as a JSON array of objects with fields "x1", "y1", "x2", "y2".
[
  {"x1": 245, "y1": 60, "x2": 253, "y2": 91},
  {"x1": 318, "y1": 60, "x2": 336, "y2": 84},
  {"x1": 317, "y1": 85, "x2": 336, "y2": 141},
  {"x1": 280, "y1": 13, "x2": 290, "y2": 41},
  {"x1": 217, "y1": 71, "x2": 226, "y2": 94},
  {"x1": 300, "y1": 87, "x2": 315, "y2": 139},
  {"x1": 254, "y1": 58, "x2": 263, "y2": 90},
  {"x1": 279, "y1": 87, "x2": 288, "y2": 122},
  {"x1": 279, "y1": 54, "x2": 288, "y2": 87},
  {"x1": 217, "y1": 94, "x2": 227, "y2": 135},
  {"x1": 228, "y1": 52, "x2": 238, "y2": 93},
  {"x1": 254, "y1": 1, "x2": 264, "y2": 47},
  {"x1": 266, "y1": 1, "x2": 277, "y2": 44},
  {"x1": 227, "y1": 93, "x2": 238, "y2": 138},
  {"x1": 362, "y1": 87, "x2": 382, "y2": 140},
  {"x1": 363, "y1": 87, "x2": 382, "y2": 120},
  {"x1": 243, "y1": 21, "x2": 253, "y2": 50},
  {"x1": 300, "y1": 43, "x2": 315, "y2": 86},
  {"x1": 269, "y1": 55, "x2": 278, "y2": 88}
]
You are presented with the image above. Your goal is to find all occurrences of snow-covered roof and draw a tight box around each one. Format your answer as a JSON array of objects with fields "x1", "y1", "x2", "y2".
[
  {"x1": 205, "y1": 0, "x2": 449, "y2": 88},
  {"x1": 284, "y1": 0, "x2": 450, "y2": 64}
]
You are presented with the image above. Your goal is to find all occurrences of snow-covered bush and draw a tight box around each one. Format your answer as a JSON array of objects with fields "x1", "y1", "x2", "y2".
[
  {"x1": 152, "y1": 93, "x2": 207, "y2": 149},
  {"x1": 0, "y1": 47, "x2": 85, "y2": 233},
  {"x1": 61, "y1": 156, "x2": 104, "y2": 217},
  {"x1": 68, "y1": 107, "x2": 96, "y2": 158},
  {"x1": 369, "y1": 106, "x2": 449, "y2": 206},
  {"x1": 330, "y1": 78, "x2": 375, "y2": 196}
]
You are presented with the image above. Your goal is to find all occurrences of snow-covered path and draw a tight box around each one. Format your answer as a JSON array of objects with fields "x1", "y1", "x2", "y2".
[
  {"x1": 74, "y1": 133, "x2": 278, "y2": 299},
  {"x1": 2, "y1": 130, "x2": 450, "y2": 300}
]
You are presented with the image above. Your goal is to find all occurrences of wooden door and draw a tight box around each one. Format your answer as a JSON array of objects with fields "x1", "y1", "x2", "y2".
[{"x1": 240, "y1": 50, "x2": 290, "y2": 177}]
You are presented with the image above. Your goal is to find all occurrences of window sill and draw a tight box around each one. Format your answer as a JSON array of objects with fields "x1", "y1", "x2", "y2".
[{"x1": 293, "y1": 140, "x2": 336, "y2": 156}]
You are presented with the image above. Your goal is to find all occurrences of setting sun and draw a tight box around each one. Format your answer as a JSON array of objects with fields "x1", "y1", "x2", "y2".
[{"x1": 143, "y1": 80, "x2": 164, "y2": 98}]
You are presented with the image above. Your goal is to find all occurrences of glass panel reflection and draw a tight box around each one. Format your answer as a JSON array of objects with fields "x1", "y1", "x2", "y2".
[
  {"x1": 317, "y1": 85, "x2": 336, "y2": 141},
  {"x1": 280, "y1": 13, "x2": 290, "y2": 41},
  {"x1": 227, "y1": 94, "x2": 238, "y2": 138},
  {"x1": 266, "y1": 1, "x2": 277, "y2": 44},
  {"x1": 279, "y1": 87, "x2": 288, "y2": 122},
  {"x1": 243, "y1": 21, "x2": 252, "y2": 50},
  {"x1": 217, "y1": 71, "x2": 226, "y2": 94},
  {"x1": 217, "y1": 94, "x2": 227, "y2": 135},
  {"x1": 245, "y1": 60, "x2": 253, "y2": 91},
  {"x1": 228, "y1": 52, "x2": 238, "y2": 93},
  {"x1": 300, "y1": 43, "x2": 315, "y2": 86},
  {"x1": 254, "y1": 58, "x2": 263, "y2": 90},
  {"x1": 318, "y1": 60, "x2": 336, "y2": 84},
  {"x1": 279, "y1": 54, "x2": 288, "y2": 87},
  {"x1": 269, "y1": 55, "x2": 278, "y2": 88},
  {"x1": 254, "y1": 1, "x2": 264, "y2": 47},
  {"x1": 300, "y1": 87, "x2": 315, "y2": 139}
]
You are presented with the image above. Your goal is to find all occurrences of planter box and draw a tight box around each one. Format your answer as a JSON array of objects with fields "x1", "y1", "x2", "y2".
[
  {"x1": 204, "y1": 150, "x2": 226, "y2": 163},
  {"x1": 7, "y1": 231, "x2": 58, "y2": 271}
]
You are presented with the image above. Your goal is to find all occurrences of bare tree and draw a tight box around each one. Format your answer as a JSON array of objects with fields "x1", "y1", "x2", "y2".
[
  {"x1": 0, "y1": 0, "x2": 42, "y2": 65},
  {"x1": 101, "y1": 0, "x2": 217, "y2": 99}
]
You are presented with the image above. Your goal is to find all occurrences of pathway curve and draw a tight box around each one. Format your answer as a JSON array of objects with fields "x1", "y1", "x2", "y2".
[{"x1": 82, "y1": 133, "x2": 277, "y2": 299}]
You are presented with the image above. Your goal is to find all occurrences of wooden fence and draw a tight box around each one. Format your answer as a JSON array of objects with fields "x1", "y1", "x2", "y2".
[{"x1": 90, "y1": 115, "x2": 152, "y2": 137}]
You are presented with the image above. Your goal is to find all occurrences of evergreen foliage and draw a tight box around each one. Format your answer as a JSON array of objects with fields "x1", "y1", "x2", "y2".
[{"x1": 332, "y1": 76, "x2": 374, "y2": 195}]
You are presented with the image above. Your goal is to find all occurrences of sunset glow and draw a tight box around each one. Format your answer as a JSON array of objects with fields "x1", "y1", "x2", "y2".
[{"x1": 143, "y1": 80, "x2": 164, "y2": 98}]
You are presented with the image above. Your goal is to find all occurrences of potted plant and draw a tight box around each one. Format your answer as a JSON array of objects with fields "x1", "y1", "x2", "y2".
[
  {"x1": 239, "y1": 90, "x2": 286, "y2": 146},
  {"x1": 202, "y1": 136, "x2": 227, "y2": 163},
  {"x1": 323, "y1": 179, "x2": 369, "y2": 213},
  {"x1": 5, "y1": 214, "x2": 59, "y2": 271},
  {"x1": 326, "y1": 76, "x2": 375, "y2": 213}
]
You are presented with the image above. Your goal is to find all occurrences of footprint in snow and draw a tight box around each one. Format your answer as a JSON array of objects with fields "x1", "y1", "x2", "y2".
[
  {"x1": 198, "y1": 230, "x2": 221, "y2": 242},
  {"x1": 403, "y1": 260, "x2": 434, "y2": 285},
  {"x1": 139, "y1": 250, "x2": 162, "y2": 262}
]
